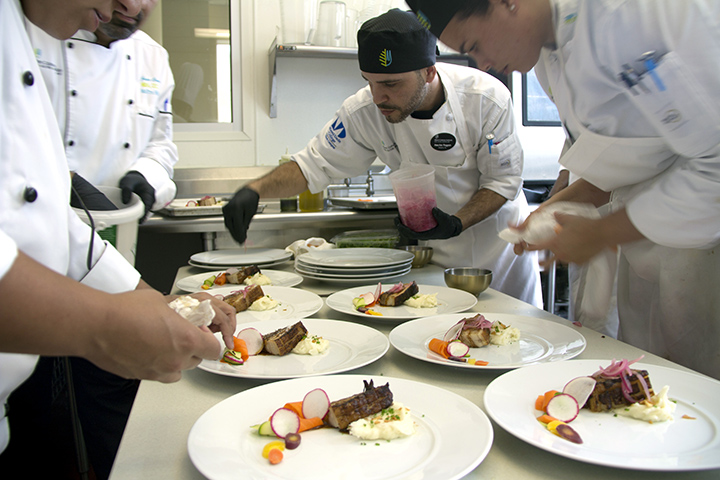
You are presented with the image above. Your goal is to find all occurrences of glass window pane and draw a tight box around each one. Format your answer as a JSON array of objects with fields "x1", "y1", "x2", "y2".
[
  {"x1": 160, "y1": 0, "x2": 231, "y2": 124},
  {"x1": 522, "y1": 69, "x2": 561, "y2": 126}
]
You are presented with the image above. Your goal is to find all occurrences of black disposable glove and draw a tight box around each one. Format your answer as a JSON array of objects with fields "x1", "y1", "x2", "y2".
[
  {"x1": 395, "y1": 207, "x2": 463, "y2": 240},
  {"x1": 119, "y1": 171, "x2": 155, "y2": 222},
  {"x1": 222, "y1": 186, "x2": 260, "y2": 244},
  {"x1": 70, "y1": 173, "x2": 118, "y2": 211}
]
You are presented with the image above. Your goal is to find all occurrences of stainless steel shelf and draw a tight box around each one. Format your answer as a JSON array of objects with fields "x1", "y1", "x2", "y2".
[{"x1": 268, "y1": 37, "x2": 469, "y2": 117}]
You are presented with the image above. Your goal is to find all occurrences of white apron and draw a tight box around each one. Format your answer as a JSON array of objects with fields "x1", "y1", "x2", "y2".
[
  {"x1": 541, "y1": 46, "x2": 720, "y2": 378},
  {"x1": 395, "y1": 82, "x2": 543, "y2": 308}
]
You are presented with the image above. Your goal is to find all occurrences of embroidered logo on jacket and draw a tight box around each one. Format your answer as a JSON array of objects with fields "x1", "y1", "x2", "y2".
[
  {"x1": 325, "y1": 117, "x2": 346, "y2": 149},
  {"x1": 415, "y1": 11, "x2": 431, "y2": 31},
  {"x1": 379, "y1": 49, "x2": 392, "y2": 68},
  {"x1": 141, "y1": 76, "x2": 161, "y2": 96}
]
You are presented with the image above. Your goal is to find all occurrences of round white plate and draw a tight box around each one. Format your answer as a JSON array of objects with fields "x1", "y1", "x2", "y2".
[
  {"x1": 175, "y1": 269, "x2": 303, "y2": 293},
  {"x1": 188, "y1": 258, "x2": 292, "y2": 271},
  {"x1": 484, "y1": 360, "x2": 720, "y2": 471},
  {"x1": 188, "y1": 374, "x2": 493, "y2": 480},
  {"x1": 295, "y1": 262, "x2": 411, "y2": 279},
  {"x1": 296, "y1": 266, "x2": 413, "y2": 284},
  {"x1": 297, "y1": 247, "x2": 414, "y2": 268},
  {"x1": 389, "y1": 313, "x2": 586, "y2": 369},
  {"x1": 295, "y1": 258, "x2": 412, "y2": 275},
  {"x1": 209, "y1": 286, "x2": 322, "y2": 324},
  {"x1": 190, "y1": 248, "x2": 292, "y2": 266},
  {"x1": 326, "y1": 284, "x2": 477, "y2": 321},
  {"x1": 198, "y1": 318, "x2": 389, "y2": 379}
]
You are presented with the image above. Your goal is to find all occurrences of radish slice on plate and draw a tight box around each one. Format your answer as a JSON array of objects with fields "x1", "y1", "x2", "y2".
[
  {"x1": 446, "y1": 341, "x2": 469, "y2": 358},
  {"x1": 302, "y1": 388, "x2": 330, "y2": 420},
  {"x1": 237, "y1": 327, "x2": 264, "y2": 355},
  {"x1": 270, "y1": 408, "x2": 300, "y2": 439},
  {"x1": 562, "y1": 376, "x2": 596, "y2": 408},
  {"x1": 545, "y1": 393, "x2": 579, "y2": 423}
]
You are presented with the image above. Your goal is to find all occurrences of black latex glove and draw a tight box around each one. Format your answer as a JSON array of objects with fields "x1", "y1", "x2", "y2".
[
  {"x1": 395, "y1": 207, "x2": 463, "y2": 240},
  {"x1": 222, "y1": 186, "x2": 260, "y2": 244},
  {"x1": 70, "y1": 173, "x2": 118, "y2": 211},
  {"x1": 119, "y1": 171, "x2": 155, "y2": 222}
]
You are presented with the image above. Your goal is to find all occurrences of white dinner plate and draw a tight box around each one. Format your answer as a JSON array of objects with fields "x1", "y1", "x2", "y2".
[
  {"x1": 297, "y1": 247, "x2": 414, "y2": 268},
  {"x1": 175, "y1": 269, "x2": 303, "y2": 293},
  {"x1": 295, "y1": 262, "x2": 411, "y2": 279},
  {"x1": 188, "y1": 258, "x2": 292, "y2": 271},
  {"x1": 484, "y1": 359, "x2": 720, "y2": 471},
  {"x1": 389, "y1": 313, "x2": 586, "y2": 369},
  {"x1": 190, "y1": 248, "x2": 292, "y2": 266},
  {"x1": 188, "y1": 374, "x2": 493, "y2": 480},
  {"x1": 296, "y1": 266, "x2": 413, "y2": 284},
  {"x1": 210, "y1": 286, "x2": 323, "y2": 324},
  {"x1": 295, "y1": 257, "x2": 412, "y2": 275},
  {"x1": 198, "y1": 318, "x2": 389, "y2": 379},
  {"x1": 326, "y1": 284, "x2": 477, "y2": 321}
]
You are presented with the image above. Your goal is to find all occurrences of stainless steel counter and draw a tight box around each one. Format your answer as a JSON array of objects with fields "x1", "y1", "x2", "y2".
[{"x1": 109, "y1": 263, "x2": 719, "y2": 480}]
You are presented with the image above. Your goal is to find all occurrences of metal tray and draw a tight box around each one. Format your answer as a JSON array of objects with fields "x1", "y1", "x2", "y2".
[
  {"x1": 159, "y1": 198, "x2": 266, "y2": 217},
  {"x1": 328, "y1": 195, "x2": 397, "y2": 210}
]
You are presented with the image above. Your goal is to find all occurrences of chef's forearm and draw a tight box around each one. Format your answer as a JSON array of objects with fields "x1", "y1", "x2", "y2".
[
  {"x1": 597, "y1": 208, "x2": 646, "y2": 248},
  {"x1": 454, "y1": 188, "x2": 507, "y2": 231},
  {"x1": 247, "y1": 161, "x2": 309, "y2": 198},
  {"x1": 544, "y1": 178, "x2": 610, "y2": 207}
]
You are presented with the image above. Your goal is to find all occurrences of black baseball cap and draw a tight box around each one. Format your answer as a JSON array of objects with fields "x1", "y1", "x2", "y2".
[{"x1": 405, "y1": 0, "x2": 468, "y2": 38}]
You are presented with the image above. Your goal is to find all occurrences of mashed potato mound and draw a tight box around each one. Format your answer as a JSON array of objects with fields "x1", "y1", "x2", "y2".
[
  {"x1": 243, "y1": 272, "x2": 272, "y2": 286},
  {"x1": 291, "y1": 334, "x2": 330, "y2": 355},
  {"x1": 404, "y1": 293, "x2": 438, "y2": 308},
  {"x1": 248, "y1": 295, "x2": 278, "y2": 311},
  {"x1": 348, "y1": 402, "x2": 416, "y2": 440}
]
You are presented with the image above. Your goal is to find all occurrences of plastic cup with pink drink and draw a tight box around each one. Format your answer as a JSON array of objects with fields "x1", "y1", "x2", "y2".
[{"x1": 390, "y1": 164, "x2": 438, "y2": 232}]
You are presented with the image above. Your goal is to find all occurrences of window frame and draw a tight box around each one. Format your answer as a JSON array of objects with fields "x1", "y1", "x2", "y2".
[
  {"x1": 521, "y1": 71, "x2": 562, "y2": 127},
  {"x1": 172, "y1": 0, "x2": 254, "y2": 142}
]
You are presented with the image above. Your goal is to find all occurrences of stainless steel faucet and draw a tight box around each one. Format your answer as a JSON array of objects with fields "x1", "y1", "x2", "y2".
[{"x1": 327, "y1": 169, "x2": 376, "y2": 197}]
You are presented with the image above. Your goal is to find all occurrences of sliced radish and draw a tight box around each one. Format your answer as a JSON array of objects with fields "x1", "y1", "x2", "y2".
[
  {"x1": 562, "y1": 376, "x2": 596, "y2": 409},
  {"x1": 302, "y1": 388, "x2": 330, "y2": 420},
  {"x1": 370, "y1": 283, "x2": 382, "y2": 306},
  {"x1": 237, "y1": 327, "x2": 264, "y2": 355},
  {"x1": 270, "y1": 408, "x2": 300, "y2": 438},
  {"x1": 555, "y1": 423, "x2": 583, "y2": 444},
  {"x1": 443, "y1": 320, "x2": 464, "y2": 342},
  {"x1": 359, "y1": 292, "x2": 375, "y2": 305},
  {"x1": 446, "y1": 341, "x2": 469, "y2": 358},
  {"x1": 545, "y1": 393, "x2": 579, "y2": 423}
]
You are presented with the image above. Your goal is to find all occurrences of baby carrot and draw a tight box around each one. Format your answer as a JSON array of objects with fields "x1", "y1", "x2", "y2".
[
  {"x1": 298, "y1": 416, "x2": 324, "y2": 432},
  {"x1": 282, "y1": 401, "x2": 303, "y2": 418},
  {"x1": 233, "y1": 337, "x2": 249, "y2": 361},
  {"x1": 268, "y1": 447, "x2": 283, "y2": 465},
  {"x1": 536, "y1": 414, "x2": 560, "y2": 425},
  {"x1": 428, "y1": 338, "x2": 451, "y2": 358}
]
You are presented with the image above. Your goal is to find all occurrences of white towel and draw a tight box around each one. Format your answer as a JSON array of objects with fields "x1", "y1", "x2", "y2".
[{"x1": 498, "y1": 202, "x2": 616, "y2": 327}]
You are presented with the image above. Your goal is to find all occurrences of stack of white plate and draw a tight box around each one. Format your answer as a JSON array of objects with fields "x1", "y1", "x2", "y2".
[
  {"x1": 294, "y1": 247, "x2": 414, "y2": 283},
  {"x1": 189, "y1": 248, "x2": 293, "y2": 270}
]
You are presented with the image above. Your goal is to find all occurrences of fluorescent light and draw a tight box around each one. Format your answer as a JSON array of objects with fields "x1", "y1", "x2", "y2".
[{"x1": 194, "y1": 28, "x2": 230, "y2": 39}]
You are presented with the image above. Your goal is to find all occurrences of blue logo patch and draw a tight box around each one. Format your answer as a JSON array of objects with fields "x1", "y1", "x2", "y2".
[{"x1": 325, "y1": 117, "x2": 346, "y2": 149}]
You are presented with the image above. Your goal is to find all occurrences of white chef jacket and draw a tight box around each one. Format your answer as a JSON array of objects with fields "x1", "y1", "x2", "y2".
[
  {"x1": 535, "y1": 0, "x2": 720, "y2": 377},
  {"x1": 0, "y1": 0, "x2": 142, "y2": 453},
  {"x1": 27, "y1": 24, "x2": 178, "y2": 210},
  {"x1": 294, "y1": 63, "x2": 542, "y2": 307}
]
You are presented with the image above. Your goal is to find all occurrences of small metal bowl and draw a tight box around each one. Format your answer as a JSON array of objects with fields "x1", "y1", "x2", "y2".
[
  {"x1": 396, "y1": 245, "x2": 433, "y2": 268},
  {"x1": 444, "y1": 267, "x2": 493, "y2": 295}
]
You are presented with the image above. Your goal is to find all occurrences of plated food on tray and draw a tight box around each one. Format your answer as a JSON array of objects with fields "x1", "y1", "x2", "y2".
[
  {"x1": 198, "y1": 318, "x2": 389, "y2": 379},
  {"x1": 326, "y1": 283, "x2": 477, "y2": 321},
  {"x1": 188, "y1": 375, "x2": 493, "y2": 480},
  {"x1": 389, "y1": 313, "x2": 586, "y2": 369},
  {"x1": 176, "y1": 268, "x2": 303, "y2": 292},
  {"x1": 484, "y1": 359, "x2": 720, "y2": 471}
]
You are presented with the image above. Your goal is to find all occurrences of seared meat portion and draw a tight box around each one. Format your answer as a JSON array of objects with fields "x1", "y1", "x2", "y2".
[
  {"x1": 378, "y1": 281, "x2": 419, "y2": 307},
  {"x1": 585, "y1": 369, "x2": 654, "y2": 412},
  {"x1": 459, "y1": 327, "x2": 491, "y2": 347},
  {"x1": 327, "y1": 380, "x2": 393, "y2": 431},
  {"x1": 263, "y1": 321, "x2": 308, "y2": 356},
  {"x1": 223, "y1": 284, "x2": 264, "y2": 313},
  {"x1": 226, "y1": 265, "x2": 261, "y2": 284}
]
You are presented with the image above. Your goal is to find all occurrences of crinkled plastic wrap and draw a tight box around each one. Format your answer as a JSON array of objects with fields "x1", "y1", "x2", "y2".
[
  {"x1": 285, "y1": 237, "x2": 336, "y2": 256},
  {"x1": 168, "y1": 296, "x2": 216, "y2": 327}
]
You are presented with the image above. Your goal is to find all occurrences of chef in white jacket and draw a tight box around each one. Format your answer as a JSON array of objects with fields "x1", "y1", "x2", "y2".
[
  {"x1": 0, "y1": 0, "x2": 234, "y2": 459},
  {"x1": 407, "y1": 0, "x2": 720, "y2": 378},
  {"x1": 27, "y1": 0, "x2": 177, "y2": 217},
  {"x1": 223, "y1": 9, "x2": 542, "y2": 307}
]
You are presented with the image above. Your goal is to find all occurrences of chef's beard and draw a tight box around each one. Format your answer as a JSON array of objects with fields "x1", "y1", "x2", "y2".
[
  {"x1": 96, "y1": 11, "x2": 144, "y2": 41},
  {"x1": 378, "y1": 74, "x2": 429, "y2": 124}
]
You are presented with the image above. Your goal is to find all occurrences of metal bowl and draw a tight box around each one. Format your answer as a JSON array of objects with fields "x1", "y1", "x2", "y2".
[
  {"x1": 396, "y1": 246, "x2": 433, "y2": 268},
  {"x1": 444, "y1": 267, "x2": 493, "y2": 295}
]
